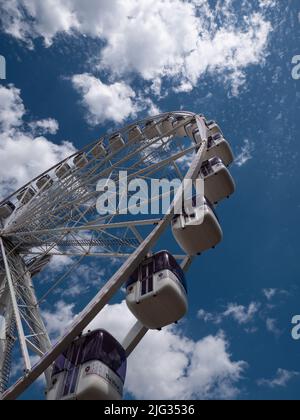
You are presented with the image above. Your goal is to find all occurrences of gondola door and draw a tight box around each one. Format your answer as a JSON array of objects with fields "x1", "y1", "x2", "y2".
[
  {"x1": 138, "y1": 258, "x2": 154, "y2": 300},
  {"x1": 61, "y1": 342, "x2": 81, "y2": 399}
]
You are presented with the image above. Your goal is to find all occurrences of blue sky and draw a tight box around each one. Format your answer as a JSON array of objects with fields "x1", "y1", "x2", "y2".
[{"x1": 0, "y1": 0, "x2": 300, "y2": 400}]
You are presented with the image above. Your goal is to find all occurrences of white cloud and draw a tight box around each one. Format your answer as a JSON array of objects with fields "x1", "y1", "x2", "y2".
[
  {"x1": 0, "y1": 84, "x2": 24, "y2": 131},
  {"x1": 259, "y1": 0, "x2": 277, "y2": 9},
  {"x1": 46, "y1": 255, "x2": 74, "y2": 272},
  {"x1": 0, "y1": 0, "x2": 78, "y2": 47},
  {"x1": 29, "y1": 118, "x2": 59, "y2": 135},
  {"x1": 42, "y1": 300, "x2": 75, "y2": 339},
  {"x1": 177, "y1": 153, "x2": 194, "y2": 172},
  {"x1": 235, "y1": 139, "x2": 255, "y2": 167},
  {"x1": 10, "y1": 358, "x2": 26, "y2": 380},
  {"x1": 258, "y1": 369, "x2": 300, "y2": 388},
  {"x1": 198, "y1": 309, "x2": 222, "y2": 325},
  {"x1": 263, "y1": 288, "x2": 278, "y2": 301},
  {"x1": 72, "y1": 74, "x2": 139, "y2": 125},
  {"x1": 199, "y1": 297, "x2": 289, "y2": 338},
  {"x1": 223, "y1": 303, "x2": 260, "y2": 325},
  {"x1": 0, "y1": 1, "x2": 273, "y2": 95},
  {"x1": 43, "y1": 299, "x2": 246, "y2": 399},
  {"x1": 60, "y1": 263, "x2": 107, "y2": 298},
  {"x1": 265, "y1": 318, "x2": 282, "y2": 337},
  {"x1": 262, "y1": 288, "x2": 289, "y2": 301},
  {"x1": 72, "y1": 73, "x2": 160, "y2": 125},
  {"x1": 42, "y1": 255, "x2": 108, "y2": 299},
  {"x1": 0, "y1": 84, "x2": 76, "y2": 198},
  {"x1": 140, "y1": 97, "x2": 161, "y2": 118},
  {"x1": 89, "y1": 301, "x2": 247, "y2": 400},
  {"x1": 198, "y1": 302, "x2": 260, "y2": 327},
  {"x1": 173, "y1": 81, "x2": 194, "y2": 94},
  {"x1": 11, "y1": 355, "x2": 46, "y2": 386}
]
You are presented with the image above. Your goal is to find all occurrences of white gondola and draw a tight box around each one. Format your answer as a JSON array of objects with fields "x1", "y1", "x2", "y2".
[
  {"x1": 172, "y1": 197, "x2": 223, "y2": 256},
  {"x1": 74, "y1": 153, "x2": 89, "y2": 169},
  {"x1": 26, "y1": 254, "x2": 52, "y2": 278},
  {"x1": 206, "y1": 133, "x2": 234, "y2": 166},
  {"x1": 55, "y1": 163, "x2": 72, "y2": 179},
  {"x1": 191, "y1": 128, "x2": 202, "y2": 145},
  {"x1": 36, "y1": 174, "x2": 53, "y2": 191},
  {"x1": 191, "y1": 128, "x2": 234, "y2": 167},
  {"x1": 185, "y1": 118, "x2": 198, "y2": 139},
  {"x1": 128, "y1": 125, "x2": 143, "y2": 143},
  {"x1": 0, "y1": 201, "x2": 15, "y2": 219},
  {"x1": 91, "y1": 141, "x2": 106, "y2": 159},
  {"x1": 144, "y1": 120, "x2": 160, "y2": 139},
  {"x1": 47, "y1": 330, "x2": 127, "y2": 401},
  {"x1": 206, "y1": 120, "x2": 223, "y2": 136},
  {"x1": 159, "y1": 116, "x2": 175, "y2": 136},
  {"x1": 200, "y1": 157, "x2": 236, "y2": 205},
  {"x1": 109, "y1": 133, "x2": 125, "y2": 152},
  {"x1": 17, "y1": 187, "x2": 36, "y2": 205},
  {"x1": 172, "y1": 115, "x2": 189, "y2": 138},
  {"x1": 126, "y1": 251, "x2": 188, "y2": 330}
]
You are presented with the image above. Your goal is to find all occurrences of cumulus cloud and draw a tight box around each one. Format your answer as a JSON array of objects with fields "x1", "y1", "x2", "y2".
[
  {"x1": 0, "y1": 1, "x2": 273, "y2": 95},
  {"x1": 0, "y1": 84, "x2": 24, "y2": 131},
  {"x1": 42, "y1": 300, "x2": 75, "y2": 339},
  {"x1": 0, "y1": 0, "x2": 78, "y2": 47},
  {"x1": 72, "y1": 74, "x2": 138, "y2": 125},
  {"x1": 258, "y1": 369, "x2": 300, "y2": 388},
  {"x1": 0, "y1": 84, "x2": 76, "y2": 198},
  {"x1": 125, "y1": 330, "x2": 246, "y2": 400},
  {"x1": 89, "y1": 302, "x2": 247, "y2": 400},
  {"x1": 29, "y1": 118, "x2": 59, "y2": 135},
  {"x1": 42, "y1": 300, "x2": 246, "y2": 400},
  {"x1": 72, "y1": 73, "x2": 160, "y2": 125}
]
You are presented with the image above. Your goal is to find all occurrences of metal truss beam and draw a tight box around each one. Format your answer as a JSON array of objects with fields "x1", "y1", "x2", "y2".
[
  {"x1": 7, "y1": 219, "x2": 162, "y2": 238},
  {"x1": 0, "y1": 238, "x2": 31, "y2": 373}
]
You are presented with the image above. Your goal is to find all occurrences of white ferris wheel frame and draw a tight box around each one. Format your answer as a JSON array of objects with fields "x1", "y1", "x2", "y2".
[{"x1": 0, "y1": 112, "x2": 209, "y2": 400}]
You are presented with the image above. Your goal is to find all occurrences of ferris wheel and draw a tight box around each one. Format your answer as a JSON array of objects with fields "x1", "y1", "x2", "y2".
[{"x1": 0, "y1": 111, "x2": 235, "y2": 400}]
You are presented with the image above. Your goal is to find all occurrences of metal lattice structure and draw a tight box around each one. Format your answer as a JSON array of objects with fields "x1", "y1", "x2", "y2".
[{"x1": 0, "y1": 112, "x2": 211, "y2": 400}]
